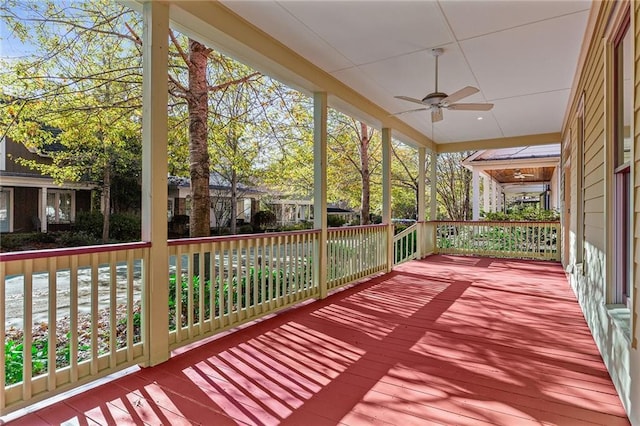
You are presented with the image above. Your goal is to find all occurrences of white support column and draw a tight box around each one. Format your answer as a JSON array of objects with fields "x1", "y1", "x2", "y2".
[
  {"x1": 482, "y1": 175, "x2": 491, "y2": 216},
  {"x1": 430, "y1": 150, "x2": 437, "y2": 220},
  {"x1": 417, "y1": 147, "x2": 426, "y2": 258},
  {"x1": 313, "y1": 92, "x2": 328, "y2": 298},
  {"x1": 492, "y1": 179, "x2": 498, "y2": 213},
  {"x1": 418, "y1": 147, "x2": 426, "y2": 222},
  {"x1": 382, "y1": 128, "x2": 393, "y2": 272},
  {"x1": 141, "y1": 0, "x2": 169, "y2": 367},
  {"x1": 40, "y1": 187, "x2": 48, "y2": 233},
  {"x1": 472, "y1": 168, "x2": 480, "y2": 220}
]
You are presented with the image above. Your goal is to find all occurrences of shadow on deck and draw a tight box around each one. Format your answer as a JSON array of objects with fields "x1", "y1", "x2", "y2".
[{"x1": 5, "y1": 255, "x2": 629, "y2": 425}]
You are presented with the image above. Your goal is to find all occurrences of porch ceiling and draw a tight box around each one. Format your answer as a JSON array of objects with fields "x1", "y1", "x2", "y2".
[{"x1": 160, "y1": 1, "x2": 591, "y2": 149}]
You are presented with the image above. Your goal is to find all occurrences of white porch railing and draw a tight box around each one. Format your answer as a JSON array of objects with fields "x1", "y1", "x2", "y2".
[
  {"x1": 327, "y1": 224, "x2": 388, "y2": 290},
  {"x1": 393, "y1": 223, "x2": 417, "y2": 265},
  {"x1": 0, "y1": 242, "x2": 149, "y2": 413},
  {"x1": 434, "y1": 220, "x2": 561, "y2": 261},
  {"x1": 167, "y1": 230, "x2": 319, "y2": 350}
]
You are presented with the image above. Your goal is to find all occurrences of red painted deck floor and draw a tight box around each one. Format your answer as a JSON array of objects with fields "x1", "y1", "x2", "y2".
[{"x1": 5, "y1": 255, "x2": 630, "y2": 425}]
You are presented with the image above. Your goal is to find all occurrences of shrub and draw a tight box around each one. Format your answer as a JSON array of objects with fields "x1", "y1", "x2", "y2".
[
  {"x1": 327, "y1": 214, "x2": 346, "y2": 227},
  {"x1": 238, "y1": 224, "x2": 255, "y2": 234},
  {"x1": 109, "y1": 213, "x2": 141, "y2": 241},
  {"x1": 74, "y1": 211, "x2": 104, "y2": 238},
  {"x1": 252, "y1": 210, "x2": 277, "y2": 231},
  {"x1": 0, "y1": 232, "x2": 56, "y2": 250},
  {"x1": 57, "y1": 231, "x2": 100, "y2": 247},
  {"x1": 484, "y1": 207, "x2": 560, "y2": 222}
]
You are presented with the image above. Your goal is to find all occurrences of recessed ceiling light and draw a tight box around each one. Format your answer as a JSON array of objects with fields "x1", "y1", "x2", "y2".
[{"x1": 477, "y1": 117, "x2": 483, "y2": 120}]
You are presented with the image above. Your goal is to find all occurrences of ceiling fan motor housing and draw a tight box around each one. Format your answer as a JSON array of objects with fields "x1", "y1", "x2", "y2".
[{"x1": 422, "y1": 92, "x2": 448, "y2": 106}]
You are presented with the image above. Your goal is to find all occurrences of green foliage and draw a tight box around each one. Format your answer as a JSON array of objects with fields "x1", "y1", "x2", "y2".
[
  {"x1": 327, "y1": 214, "x2": 346, "y2": 228},
  {"x1": 168, "y1": 263, "x2": 311, "y2": 330},
  {"x1": 109, "y1": 213, "x2": 141, "y2": 241},
  {"x1": 0, "y1": 232, "x2": 54, "y2": 250},
  {"x1": 57, "y1": 231, "x2": 100, "y2": 247},
  {"x1": 4, "y1": 339, "x2": 48, "y2": 386},
  {"x1": 484, "y1": 207, "x2": 560, "y2": 222},
  {"x1": 277, "y1": 221, "x2": 314, "y2": 232},
  {"x1": 238, "y1": 224, "x2": 255, "y2": 234},
  {"x1": 75, "y1": 211, "x2": 104, "y2": 238}
]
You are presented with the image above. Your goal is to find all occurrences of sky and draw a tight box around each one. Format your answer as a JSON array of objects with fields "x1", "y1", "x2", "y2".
[{"x1": 0, "y1": 3, "x2": 39, "y2": 59}]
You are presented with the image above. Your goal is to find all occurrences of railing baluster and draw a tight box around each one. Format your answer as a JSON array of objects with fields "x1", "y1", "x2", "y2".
[
  {"x1": 90, "y1": 253, "x2": 98, "y2": 376},
  {"x1": 23, "y1": 259, "x2": 33, "y2": 401},
  {"x1": 0, "y1": 259, "x2": 5, "y2": 411},
  {"x1": 126, "y1": 250, "x2": 134, "y2": 362},
  {"x1": 109, "y1": 251, "x2": 117, "y2": 369},
  {"x1": 47, "y1": 257, "x2": 57, "y2": 392}
]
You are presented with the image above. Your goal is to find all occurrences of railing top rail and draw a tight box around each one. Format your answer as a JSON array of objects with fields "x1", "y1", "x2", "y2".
[
  {"x1": 0, "y1": 241, "x2": 152, "y2": 262},
  {"x1": 168, "y1": 228, "x2": 321, "y2": 246},
  {"x1": 328, "y1": 223, "x2": 387, "y2": 232},
  {"x1": 393, "y1": 223, "x2": 417, "y2": 240},
  {"x1": 430, "y1": 220, "x2": 560, "y2": 225}
]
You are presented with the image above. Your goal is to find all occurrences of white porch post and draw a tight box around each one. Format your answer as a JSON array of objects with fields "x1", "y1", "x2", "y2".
[
  {"x1": 430, "y1": 150, "x2": 438, "y2": 220},
  {"x1": 382, "y1": 128, "x2": 393, "y2": 272},
  {"x1": 492, "y1": 179, "x2": 498, "y2": 213},
  {"x1": 313, "y1": 92, "x2": 328, "y2": 299},
  {"x1": 40, "y1": 187, "x2": 48, "y2": 233},
  {"x1": 417, "y1": 147, "x2": 426, "y2": 259},
  {"x1": 482, "y1": 175, "x2": 490, "y2": 216},
  {"x1": 472, "y1": 168, "x2": 480, "y2": 220},
  {"x1": 141, "y1": 0, "x2": 169, "y2": 366}
]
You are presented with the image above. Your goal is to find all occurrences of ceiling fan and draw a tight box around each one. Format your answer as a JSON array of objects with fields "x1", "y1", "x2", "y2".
[
  {"x1": 393, "y1": 48, "x2": 493, "y2": 123},
  {"x1": 514, "y1": 169, "x2": 535, "y2": 179}
]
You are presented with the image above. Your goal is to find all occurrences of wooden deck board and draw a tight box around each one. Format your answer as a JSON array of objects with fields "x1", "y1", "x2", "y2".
[{"x1": 6, "y1": 255, "x2": 629, "y2": 425}]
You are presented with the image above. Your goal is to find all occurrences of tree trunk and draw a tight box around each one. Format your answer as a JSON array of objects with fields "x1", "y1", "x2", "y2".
[
  {"x1": 187, "y1": 39, "x2": 211, "y2": 237},
  {"x1": 359, "y1": 122, "x2": 370, "y2": 225},
  {"x1": 101, "y1": 165, "x2": 111, "y2": 243}
]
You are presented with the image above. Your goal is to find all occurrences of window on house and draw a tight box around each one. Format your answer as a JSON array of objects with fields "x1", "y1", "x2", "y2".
[
  {"x1": 46, "y1": 190, "x2": 73, "y2": 224},
  {"x1": 0, "y1": 188, "x2": 11, "y2": 232},
  {"x1": 613, "y1": 16, "x2": 631, "y2": 305}
]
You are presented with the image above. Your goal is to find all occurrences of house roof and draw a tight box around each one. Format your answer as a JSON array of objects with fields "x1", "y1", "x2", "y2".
[
  {"x1": 168, "y1": 173, "x2": 265, "y2": 195},
  {"x1": 462, "y1": 144, "x2": 561, "y2": 185}
]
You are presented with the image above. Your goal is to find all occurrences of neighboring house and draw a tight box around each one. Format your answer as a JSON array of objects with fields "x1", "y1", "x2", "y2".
[
  {"x1": 0, "y1": 136, "x2": 94, "y2": 233},
  {"x1": 462, "y1": 144, "x2": 561, "y2": 219},
  {"x1": 168, "y1": 174, "x2": 263, "y2": 230},
  {"x1": 265, "y1": 196, "x2": 359, "y2": 226},
  {"x1": 265, "y1": 197, "x2": 313, "y2": 226}
]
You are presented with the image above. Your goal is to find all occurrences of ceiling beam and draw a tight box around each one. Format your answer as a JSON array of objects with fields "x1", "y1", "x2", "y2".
[
  {"x1": 436, "y1": 132, "x2": 562, "y2": 153},
  {"x1": 165, "y1": 1, "x2": 435, "y2": 150}
]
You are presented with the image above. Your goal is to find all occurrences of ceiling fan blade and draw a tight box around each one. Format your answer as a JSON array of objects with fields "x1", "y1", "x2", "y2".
[
  {"x1": 390, "y1": 107, "x2": 429, "y2": 116},
  {"x1": 394, "y1": 95, "x2": 426, "y2": 105},
  {"x1": 442, "y1": 86, "x2": 479, "y2": 104},
  {"x1": 448, "y1": 102, "x2": 494, "y2": 111},
  {"x1": 431, "y1": 108, "x2": 443, "y2": 123}
]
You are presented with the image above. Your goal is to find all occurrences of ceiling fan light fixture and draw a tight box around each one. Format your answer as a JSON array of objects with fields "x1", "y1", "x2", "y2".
[{"x1": 422, "y1": 92, "x2": 448, "y2": 105}]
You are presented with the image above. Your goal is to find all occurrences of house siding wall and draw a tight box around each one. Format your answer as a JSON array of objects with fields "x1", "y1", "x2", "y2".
[
  {"x1": 13, "y1": 187, "x2": 39, "y2": 232},
  {"x1": 630, "y1": 1, "x2": 640, "y2": 424},
  {"x1": 4, "y1": 137, "x2": 53, "y2": 174},
  {"x1": 563, "y1": 1, "x2": 638, "y2": 423}
]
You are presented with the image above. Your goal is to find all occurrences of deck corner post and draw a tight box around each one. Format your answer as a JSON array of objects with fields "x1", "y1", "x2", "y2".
[
  {"x1": 417, "y1": 147, "x2": 426, "y2": 259},
  {"x1": 141, "y1": 0, "x2": 170, "y2": 367},
  {"x1": 382, "y1": 128, "x2": 393, "y2": 272},
  {"x1": 313, "y1": 92, "x2": 328, "y2": 298}
]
